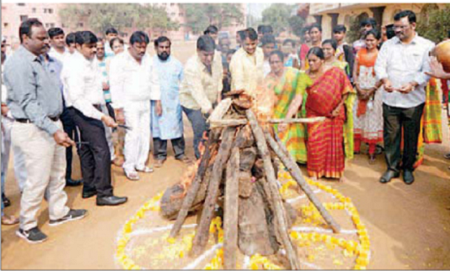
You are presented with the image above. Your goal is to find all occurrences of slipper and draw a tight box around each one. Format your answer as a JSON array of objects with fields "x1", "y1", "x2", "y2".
[
  {"x1": 135, "y1": 166, "x2": 154, "y2": 173},
  {"x1": 1, "y1": 215, "x2": 19, "y2": 226},
  {"x1": 176, "y1": 156, "x2": 193, "y2": 165},
  {"x1": 124, "y1": 170, "x2": 140, "y2": 181},
  {"x1": 154, "y1": 159, "x2": 166, "y2": 168}
]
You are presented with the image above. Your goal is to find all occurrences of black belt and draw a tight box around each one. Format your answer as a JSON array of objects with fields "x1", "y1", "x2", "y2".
[{"x1": 16, "y1": 116, "x2": 59, "y2": 123}]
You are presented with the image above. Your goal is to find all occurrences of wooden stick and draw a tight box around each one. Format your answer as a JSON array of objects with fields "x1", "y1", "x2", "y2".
[
  {"x1": 190, "y1": 127, "x2": 236, "y2": 256},
  {"x1": 268, "y1": 117, "x2": 325, "y2": 124},
  {"x1": 269, "y1": 131, "x2": 341, "y2": 233},
  {"x1": 170, "y1": 130, "x2": 219, "y2": 238},
  {"x1": 223, "y1": 146, "x2": 240, "y2": 269},
  {"x1": 246, "y1": 109, "x2": 301, "y2": 270},
  {"x1": 207, "y1": 98, "x2": 232, "y2": 124},
  {"x1": 210, "y1": 119, "x2": 248, "y2": 128}
]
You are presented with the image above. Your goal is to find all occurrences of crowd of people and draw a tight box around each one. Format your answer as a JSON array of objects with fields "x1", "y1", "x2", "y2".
[{"x1": 1, "y1": 9, "x2": 449, "y2": 244}]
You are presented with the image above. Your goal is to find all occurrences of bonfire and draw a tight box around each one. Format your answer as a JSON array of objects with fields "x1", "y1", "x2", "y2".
[{"x1": 160, "y1": 90, "x2": 341, "y2": 269}]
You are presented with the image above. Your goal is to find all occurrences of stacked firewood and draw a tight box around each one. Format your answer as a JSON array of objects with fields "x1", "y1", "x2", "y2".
[{"x1": 160, "y1": 91, "x2": 340, "y2": 269}]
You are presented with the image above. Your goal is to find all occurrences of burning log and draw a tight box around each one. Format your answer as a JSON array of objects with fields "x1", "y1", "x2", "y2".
[{"x1": 163, "y1": 92, "x2": 341, "y2": 269}]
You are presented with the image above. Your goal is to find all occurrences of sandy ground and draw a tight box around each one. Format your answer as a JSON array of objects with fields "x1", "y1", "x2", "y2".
[{"x1": 1, "y1": 42, "x2": 450, "y2": 269}]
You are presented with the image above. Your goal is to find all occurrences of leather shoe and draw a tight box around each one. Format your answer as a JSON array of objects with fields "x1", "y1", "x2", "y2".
[
  {"x1": 82, "y1": 188, "x2": 97, "y2": 199},
  {"x1": 403, "y1": 170, "x2": 415, "y2": 185},
  {"x1": 96, "y1": 196, "x2": 128, "y2": 206},
  {"x1": 379, "y1": 170, "x2": 400, "y2": 184},
  {"x1": 66, "y1": 178, "x2": 82, "y2": 187}
]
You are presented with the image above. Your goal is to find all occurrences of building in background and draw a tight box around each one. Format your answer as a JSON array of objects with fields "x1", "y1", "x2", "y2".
[{"x1": 1, "y1": 2, "x2": 246, "y2": 47}]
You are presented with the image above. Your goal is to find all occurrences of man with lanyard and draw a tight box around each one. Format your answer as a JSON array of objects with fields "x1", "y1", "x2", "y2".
[
  {"x1": 4, "y1": 19, "x2": 87, "y2": 243},
  {"x1": 63, "y1": 31, "x2": 127, "y2": 205},
  {"x1": 151, "y1": 36, "x2": 192, "y2": 168}
]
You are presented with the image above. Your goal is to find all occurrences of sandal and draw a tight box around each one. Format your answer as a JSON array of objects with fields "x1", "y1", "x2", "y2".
[
  {"x1": 154, "y1": 159, "x2": 166, "y2": 168},
  {"x1": 1, "y1": 215, "x2": 19, "y2": 226},
  {"x1": 124, "y1": 170, "x2": 140, "y2": 181},
  {"x1": 176, "y1": 156, "x2": 193, "y2": 165},
  {"x1": 135, "y1": 166, "x2": 154, "y2": 173}
]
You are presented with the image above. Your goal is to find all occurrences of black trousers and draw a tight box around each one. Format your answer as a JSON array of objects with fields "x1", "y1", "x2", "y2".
[
  {"x1": 383, "y1": 103, "x2": 425, "y2": 173},
  {"x1": 60, "y1": 107, "x2": 80, "y2": 180},
  {"x1": 153, "y1": 137, "x2": 186, "y2": 160},
  {"x1": 72, "y1": 108, "x2": 113, "y2": 197}
]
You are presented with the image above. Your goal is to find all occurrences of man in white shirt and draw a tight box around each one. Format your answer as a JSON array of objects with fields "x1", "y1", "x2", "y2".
[
  {"x1": 104, "y1": 27, "x2": 118, "y2": 59},
  {"x1": 109, "y1": 31, "x2": 161, "y2": 180},
  {"x1": 375, "y1": 10, "x2": 434, "y2": 185},
  {"x1": 63, "y1": 31, "x2": 127, "y2": 206},
  {"x1": 48, "y1": 27, "x2": 70, "y2": 63}
]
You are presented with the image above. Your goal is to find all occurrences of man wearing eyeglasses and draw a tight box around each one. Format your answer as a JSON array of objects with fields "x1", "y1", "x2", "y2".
[{"x1": 375, "y1": 10, "x2": 434, "y2": 185}]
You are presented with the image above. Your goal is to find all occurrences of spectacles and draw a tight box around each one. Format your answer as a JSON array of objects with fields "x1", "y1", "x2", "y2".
[{"x1": 393, "y1": 25, "x2": 410, "y2": 30}]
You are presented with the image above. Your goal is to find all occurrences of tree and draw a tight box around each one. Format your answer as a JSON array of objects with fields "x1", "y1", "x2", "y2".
[
  {"x1": 261, "y1": 4, "x2": 296, "y2": 35},
  {"x1": 416, "y1": 4, "x2": 450, "y2": 43},
  {"x1": 59, "y1": 4, "x2": 178, "y2": 35},
  {"x1": 288, "y1": 15, "x2": 305, "y2": 37},
  {"x1": 179, "y1": 4, "x2": 244, "y2": 34}
]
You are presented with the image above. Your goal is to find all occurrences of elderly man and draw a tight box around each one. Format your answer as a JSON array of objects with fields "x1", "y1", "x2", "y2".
[
  {"x1": 180, "y1": 35, "x2": 223, "y2": 159},
  {"x1": 151, "y1": 36, "x2": 191, "y2": 167},
  {"x1": 4, "y1": 19, "x2": 87, "y2": 243},
  {"x1": 109, "y1": 31, "x2": 160, "y2": 180},
  {"x1": 229, "y1": 27, "x2": 264, "y2": 97},
  {"x1": 375, "y1": 10, "x2": 434, "y2": 185},
  {"x1": 63, "y1": 30, "x2": 127, "y2": 206}
]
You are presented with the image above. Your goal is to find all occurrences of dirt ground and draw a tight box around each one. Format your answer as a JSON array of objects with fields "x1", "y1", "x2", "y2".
[{"x1": 1, "y1": 42, "x2": 450, "y2": 269}]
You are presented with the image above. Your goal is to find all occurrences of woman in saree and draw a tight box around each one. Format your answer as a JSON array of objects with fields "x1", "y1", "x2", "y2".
[
  {"x1": 352, "y1": 30, "x2": 383, "y2": 163},
  {"x1": 265, "y1": 51, "x2": 309, "y2": 164},
  {"x1": 303, "y1": 47, "x2": 356, "y2": 180},
  {"x1": 322, "y1": 39, "x2": 351, "y2": 78}
]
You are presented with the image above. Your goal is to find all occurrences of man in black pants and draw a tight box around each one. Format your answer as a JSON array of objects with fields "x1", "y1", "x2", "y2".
[
  {"x1": 62, "y1": 31, "x2": 127, "y2": 206},
  {"x1": 375, "y1": 10, "x2": 434, "y2": 185}
]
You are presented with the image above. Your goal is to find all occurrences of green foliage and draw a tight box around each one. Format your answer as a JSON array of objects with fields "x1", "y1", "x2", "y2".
[
  {"x1": 346, "y1": 16, "x2": 362, "y2": 43},
  {"x1": 179, "y1": 4, "x2": 244, "y2": 34},
  {"x1": 59, "y1": 4, "x2": 178, "y2": 34},
  {"x1": 288, "y1": 15, "x2": 305, "y2": 37},
  {"x1": 261, "y1": 4, "x2": 294, "y2": 35},
  {"x1": 416, "y1": 4, "x2": 450, "y2": 43}
]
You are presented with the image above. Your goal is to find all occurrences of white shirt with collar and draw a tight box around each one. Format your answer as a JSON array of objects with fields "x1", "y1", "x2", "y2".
[
  {"x1": 109, "y1": 49, "x2": 160, "y2": 109},
  {"x1": 49, "y1": 47, "x2": 70, "y2": 64},
  {"x1": 61, "y1": 51, "x2": 105, "y2": 120},
  {"x1": 375, "y1": 33, "x2": 434, "y2": 108}
]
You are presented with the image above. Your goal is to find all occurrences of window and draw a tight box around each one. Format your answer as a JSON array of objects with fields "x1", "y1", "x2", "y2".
[
  {"x1": 17, "y1": 3, "x2": 25, "y2": 6},
  {"x1": 45, "y1": 23, "x2": 55, "y2": 28},
  {"x1": 32, "y1": 8, "x2": 36, "y2": 13},
  {"x1": 62, "y1": 23, "x2": 66, "y2": 28},
  {"x1": 43, "y1": 8, "x2": 48, "y2": 13},
  {"x1": 49, "y1": 8, "x2": 53, "y2": 14},
  {"x1": 3, "y1": 23, "x2": 8, "y2": 28},
  {"x1": 170, "y1": 3, "x2": 175, "y2": 6},
  {"x1": 20, "y1": 15, "x2": 28, "y2": 22}
]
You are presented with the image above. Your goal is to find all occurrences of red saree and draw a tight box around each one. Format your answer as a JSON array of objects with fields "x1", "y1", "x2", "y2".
[{"x1": 306, "y1": 67, "x2": 354, "y2": 179}]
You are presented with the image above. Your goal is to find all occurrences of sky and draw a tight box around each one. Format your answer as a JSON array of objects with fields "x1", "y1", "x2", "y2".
[{"x1": 246, "y1": 3, "x2": 272, "y2": 19}]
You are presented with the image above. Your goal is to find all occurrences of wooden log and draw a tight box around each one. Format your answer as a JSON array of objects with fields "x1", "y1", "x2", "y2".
[
  {"x1": 207, "y1": 98, "x2": 232, "y2": 124},
  {"x1": 210, "y1": 119, "x2": 248, "y2": 128},
  {"x1": 245, "y1": 109, "x2": 301, "y2": 270},
  {"x1": 268, "y1": 117, "x2": 325, "y2": 124},
  {"x1": 267, "y1": 131, "x2": 341, "y2": 234},
  {"x1": 224, "y1": 146, "x2": 240, "y2": 269},
  {"x1": 169, "y1": 130, "x2": 219, "y2": 238},
  {"x1": 191, "y1": 127, "x2": 237, "y2": 256}
]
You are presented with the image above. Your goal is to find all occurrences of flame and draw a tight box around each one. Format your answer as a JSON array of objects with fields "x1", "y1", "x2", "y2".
[
  {"x1": 178, "y1": 132, "x2": 209, "y2": 196},
  {"x1": 252, "y1": 82, "x2": 276, "y2": 122}
]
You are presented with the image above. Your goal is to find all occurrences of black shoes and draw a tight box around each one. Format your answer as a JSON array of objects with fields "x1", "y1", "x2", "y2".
[
  {"x1": 96, "y1": 196, "x2": 128, "y2": 206},
  {"x1": 403, "y1": 170, "x2": 415, "y2": 185},
  {"x1": 82, "y1": 187, "x2": 97, "y2": 199},
  {"x1": 16, "y1": 227, "x2": 48, "y2": 244},
  {"x1": 66, "y1": 178, "x2": 82, "y2": 187},
  {"x1": 379, "y1": 170, "x2": 400, "y2": 184},
  {"x1": 2, "y1": 193, "x2": 11, "y2": 207},
  {"x1": 49, "y1": 209, "x2": 88, "y2": 226}
]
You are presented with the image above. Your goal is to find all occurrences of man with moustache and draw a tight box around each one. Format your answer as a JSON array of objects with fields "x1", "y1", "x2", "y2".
[
  {"x1": 63, "y1": 30, "x2": 127, "y2": 206},
  {"x1": 180, "y1": 35, "x2": 223, "y2": 159},
  {"x1": 375, "y1": 10, "x2": 434, "y2": 185},
  {"x1": 151, "y1": 36, "x2": 191, "y2": 168},
  {"x1": 109, "y1": 31, "x2": 161, "y2": 180},
  {"x1": 229, "y1": 27, "x2": 264, "y2": 97},
  {"x1": 4, "y1": 19, "x2": 87, "y2": 243}
]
